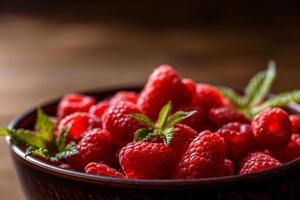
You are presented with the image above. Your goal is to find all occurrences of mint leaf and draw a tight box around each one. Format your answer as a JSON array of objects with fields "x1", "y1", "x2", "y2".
[
  {"x1": 25, "y1": 146, "x2": 50, "y2": 159},
  {"x1": 56, "y1": 126, "x2": 70, "y2": 152},
  {"x1": 218, "y1": 86, "x2": 243, "y2": 107},
  {"x1": 162, "y1": 127, "x2": 174, "y2": 145},
  {"x1": 36, "y1": 108, "x2": 54, "y2": 142},
  {"x1": 134, "y1": 128, "x2": 151, "y2": 142},
  {"x1": 249, "y1": 60, "x2": 276, "y2": 107},
  {"x1": 1, "y1": 128, "x2": 46, "y2": 148},
  {"x1": 54, "y1": 142, "x2": 78, "y2": 161},
  {"x1": 165, "y1": 111, "x2": 196, "y2": 129},
  {"x1": 252, "y1": 90, "x2": 300, "y2": 115},
  {"x1": 131, "y1": 114, "x2": 155, "y2": 129},
  {"x1": 157, "y1": 101, "x2": 172, "y2": 129},
  {"x1": 244, "y1": 71, "x2": 266, "y2": 106}
]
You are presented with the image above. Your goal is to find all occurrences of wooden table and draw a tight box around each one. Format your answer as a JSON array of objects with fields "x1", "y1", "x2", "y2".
[{"x1": 0, "y1": 16, "x2": 299, "y2": 200}]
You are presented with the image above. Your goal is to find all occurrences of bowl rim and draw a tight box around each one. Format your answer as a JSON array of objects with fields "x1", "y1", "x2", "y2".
[{"x1": 6, "y1": 85, "x2": 300, "y2": 189}]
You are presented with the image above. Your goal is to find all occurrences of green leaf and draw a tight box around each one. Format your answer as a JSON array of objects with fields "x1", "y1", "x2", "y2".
[
  {"x1": 244, "y1": 71, "x2": 266, "y2": 106},
  {"x1": 25, "y1": 146, "x2": 50, "y2": 159},
  {"x1": 157, "y1": 101, "x2": 172, "y2": 129},
  {"x1": 218, "y1": 86, "x2": 243, "y2": 107},
  {"x1": 164, "y1": 111, "x2": 196, "y2": 129},
  {"x1": 36, "y1": 108, "x2": 55, "y2": 142},
  {"x1": 162, "y1": 127, "x2": 174, "y2": 145},
  {"x1": 249, "y1": 60, "x2": 276, "y2": 107},
  {"x1": 54, "y1": 142, "x2": 78, "y2": 161},
  {"x1": 56, "y1": 126, "x2": 70, "y2": 152},
  {"x1": 252, "y1": 90, "x2": 300, "y2": 115},
  {"x1": 131, "y1": 114, "x2": 155, "y2": 129},
  {"x1": 134, "y1": 128, "x2": 151, "y2": 142},
  {"x1": 3, "y1": 129, "x2": 46, "y2": 148}
]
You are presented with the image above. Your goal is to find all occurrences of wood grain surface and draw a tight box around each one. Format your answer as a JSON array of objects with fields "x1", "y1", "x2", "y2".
[{"x1": 0, "y1": 16, "x2": 299, "y2": 200}]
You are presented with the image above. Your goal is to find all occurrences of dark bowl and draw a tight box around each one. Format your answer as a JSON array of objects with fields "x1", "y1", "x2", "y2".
[{"x1": 7, "y1": 86, "x2": 300, "y2": 200}]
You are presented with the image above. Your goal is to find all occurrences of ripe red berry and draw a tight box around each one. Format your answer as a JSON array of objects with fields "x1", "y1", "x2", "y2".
[
  {"x1": 290, "y1": 114, "x2": 300, "y2": 133},
  {"x1": 221, "y1": 159, "x2": 234, "y2": 176},
  {"x1": 178, "y1": 105, "x2": 206, "y2": 132},
  {"x1": 138, "y1": 65, "x2": 193, "y2": 121},
  {"x1": 252, "y1": 108, "x2": 292, "y2": 149},
  {"x1": 85, "y1": 163, "x2": 124, "y2": 178},
  {"x1": 89, "y1": 101, "x2": 110, "y2": 121},
  {"x1": 172, "y1": 131, "x2": 226, "y2": 179},
  {"x1": 217, "y1": 122, "x2": 255, "y2": 160},
  {"x1": 208, "y1": 107, "x2": 250, "y2": 127},
  {"x1": 273, "y1": 133, "x2": 300, "y2": 163},
  {"x1": 239, "y1": 152, "x2": 281, "y2": 175},
  {"x1": 192, "y1": 84, "x2": 225, "y2": 111},
  {"x1": 110, "y1": 91, "x2": 138, "y2": 105},
  {"x1": 68, "y1": 128, "x2": 116, "y2": 171},
  {"x1": 56, "y1": 112, "x2": 101, "y2": 142},
  {"x1": 182, "y1": 78, "x2": 196, "y2": 96},
  {"x1": 102, "y1": 101, "x2": 144, "y2": 147},
  {"x1": 119, "y1": 142, "x2": 176, "y2": 179},
  {"x1": 57, "y1": 93, "x2": 96, "y2": 120}
]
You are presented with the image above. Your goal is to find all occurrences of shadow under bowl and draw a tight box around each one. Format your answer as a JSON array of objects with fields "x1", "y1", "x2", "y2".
[{"x1": 7, "y1": 85, "x2": 300, "y2": 200}]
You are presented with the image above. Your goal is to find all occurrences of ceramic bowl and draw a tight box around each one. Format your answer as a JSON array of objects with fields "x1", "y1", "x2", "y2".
[{"x1": 7, "y1": 86, "x2": 300, "y2": 200}]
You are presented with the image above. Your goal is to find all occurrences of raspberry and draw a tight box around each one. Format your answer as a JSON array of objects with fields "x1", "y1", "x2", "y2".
[
  {"x1": 208, "y1": 107, "x2": 250, "y2": 127},
  {"x1": 273, "y1": 133, "x2": 300, "y2": 163},
  {"x1": 110, "y1": 91, "x2": 138, "y2": 104},
  {"x1": 89, "y1": 101, "x2": 110, "y2": 121},
  {"x1": 252, "y1": 108, "x2": 292, "y2": 149},
  {"x1": 178, "y1": 105, "x2": 206, "y2": 132},
  {"x1": 138, "y1": 65, "x2": 193, "y2": 121},
  {"x1": 102, "y1": 101, "x2": 144, "y2": 147},
  {"x1": 192, "y1": 84, "x2": 225, "y2": 111},
  {"x1": 290, "y1": 114, "x2": 300, "y2": 133},
  {"x1": 57, "y1": 93, "x2": 96, "y2": 120},
  {"x1": 182, "y1": 78, "x2": 196, "y2": 96},
  {"x1": 217, "y1": 122, "x2": 255, "y2": 160},
  {"x1": 67, "y1": 128, "x2": 116, "y2": 170},
  {"x1": 221, "y1": 159, "x2": 234, "y2": 176},
  {"x1": 85, "y1": 163, "x2": 124, "y2": 178},
  {"x1": 239, "y1": 152, "x2": 281, "y2": 175},
  {"x1": 172, "y1": 131, "x2": 226, "y2": 179},
  {"x1": 152, "y1": 124, "x2": 198, "y2": 160},
  {"x1": 119, "y1": 142, "x2": 176, "y2": 179},
  {"x1": 56, "y1": 112, "x2": 101, "y2": 142}
]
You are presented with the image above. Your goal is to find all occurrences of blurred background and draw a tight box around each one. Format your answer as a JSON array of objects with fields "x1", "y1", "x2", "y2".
[{"x1": 0, "y1": 1, "x2": 300, "y2": 199}]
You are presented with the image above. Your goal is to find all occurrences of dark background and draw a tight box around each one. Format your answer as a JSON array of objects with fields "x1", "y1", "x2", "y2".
[{"x1": 0, "y1": 2, "x2": 299, "y2": 199}]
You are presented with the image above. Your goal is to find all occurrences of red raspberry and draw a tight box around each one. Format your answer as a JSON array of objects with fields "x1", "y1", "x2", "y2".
[
  {"x1": 178, "y1": 105, "x2": 206, "y2": 132},
  {"x1": 239, "y1": 152, "x2": 281, "y2": 175},
  {"x1": 68, "y1": 128, "x2": 116, "y2": 171},
  {"x1": 192, "y1": 84, "x2": 225, "y2": 111},
  {"x1": 119, "y1": 142, "x2": 176, "y2": 179},
  {"x1": 57, "y1": 93, "x2": 96, "y2": 120},
  {"x1": 110, "y1": 91, "x2": 138, "y2": 104},
  {"x1": 170, "y1": 124, "x2": 198, "y2": 159},
  {"x1": 56, "y1": 112, "x2": 101, "y2": 142},
  {"x1": 172, "y1": 131, "x2": 226, "y2": 179},
  {"x1": 138, "y1": 65, "x2": 193, "y2": 120},
  {"x1": 182, "y1": 78, "x2": 196, "y2": 96},
  {"x1": 208, "y1": 107, "x2": 250, "y2": 127},
  {"x1": 252, "y1": 108, "x2": 292, "y2": 149},
  {"x1": 85, "y1": 163, "x2": 124, "y2": 178},
  {"x1": 290, "y1": 114, "x2": 300, "y2": 133},
  {"x1": 152, "y1": 124, "x2": 198, "y2": 159},
  {"x1": 220, "y1": 159, "x2": 234, "y2": 176},
  {"x1": 217, "y1": 122, "x2": 255, "y2": 160},
  {"x1": 102, "y1": 101, "x2": 144, "y2": 147},
  {"x1": 273, "y1": 134, "x2": 300, "y2": 163},
  {"x1": 89, "y1": 101, "x2": 110, "y2": 121}
]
